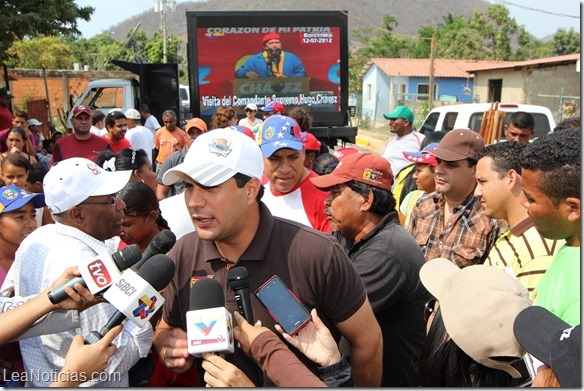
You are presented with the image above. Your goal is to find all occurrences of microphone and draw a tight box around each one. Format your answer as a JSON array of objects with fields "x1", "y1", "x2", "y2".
[
  {"x1": 186, "y1": 278, "x2": 234, "y2": 356},
  {"x1": 47, "y1": 245, "x2": 142, "y2": 304},
  {"x1": 84, "y1": 254, "x2": 175, "y2": 344},
  {"x1": 227, "y1": 266, "x2": 254, "y2": 324},
  {"x1": 132, "y1": 229, "x2": 176, "y2": 270}
]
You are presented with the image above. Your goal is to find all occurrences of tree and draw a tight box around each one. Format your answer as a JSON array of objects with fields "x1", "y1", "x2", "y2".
[
  {"x1": 0, "y1": 0, "x2": 93, "y2": 62},
  {"x1": 551, "y1": 28, "x2": 580, "y2": 56},
  {"x1": 7, "y1": 36, "x2": 72, "y2": 69}
]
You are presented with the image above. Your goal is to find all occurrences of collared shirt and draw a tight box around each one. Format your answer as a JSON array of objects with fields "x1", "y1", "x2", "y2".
[
  {"x1": 407, "y1": 191, "x2": 498, "y2": 268},
  {"x1": 2, "y1": 223, "x2": 152, "y2": 387},
  {"x1": 163, "y1": 202, "x2": 366, "y2": 386},
  {"x1": 487, "y1": 217, "x2": 562, "y2": 296}
]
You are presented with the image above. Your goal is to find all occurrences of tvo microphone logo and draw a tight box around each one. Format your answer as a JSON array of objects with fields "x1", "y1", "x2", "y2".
[{"x1": 86, "y1": 259, "x2": 112, "y2": 288}]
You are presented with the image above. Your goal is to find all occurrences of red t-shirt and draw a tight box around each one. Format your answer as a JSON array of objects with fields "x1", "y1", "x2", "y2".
[
  {"x1": 102, "y1": 135, "x2": 132, "y2": 154},
  {"x1": 51, "y1": 134, "x2": 111, "y2": 166}
]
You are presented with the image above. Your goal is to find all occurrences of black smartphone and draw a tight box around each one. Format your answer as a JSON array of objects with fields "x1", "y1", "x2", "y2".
[{"x1": 255, "y1": 275, "x2": 312, "y2": 335}]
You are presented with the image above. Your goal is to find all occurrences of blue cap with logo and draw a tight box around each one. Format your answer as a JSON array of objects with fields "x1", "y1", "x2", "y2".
[
  {"x1": 257, "y1": 115, "x2": 303, "y2": 157},
  {"x1": 0, "y1": 185, "x2": 45, "y2": 214}
]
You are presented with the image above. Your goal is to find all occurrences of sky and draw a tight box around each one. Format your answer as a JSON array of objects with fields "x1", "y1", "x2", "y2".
[{"x1": 74, "y1": 0, "x2": 581, "y2": 40}]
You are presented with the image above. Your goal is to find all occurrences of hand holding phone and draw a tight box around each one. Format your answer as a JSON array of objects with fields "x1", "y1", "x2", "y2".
[{"x1": 254, "y1": 275, "x2": 311, "y2": 335}]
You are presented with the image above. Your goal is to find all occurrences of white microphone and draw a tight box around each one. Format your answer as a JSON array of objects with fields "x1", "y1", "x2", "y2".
[
  {"x1": 84, "y1": 254, "x2": 175, "y2": 344},
  {"x1": 186, "y1": 278, "x2": 234, "y2": 356},
  {"x1": 47, "y1": 245, "x2": 142, "y2": 304}
]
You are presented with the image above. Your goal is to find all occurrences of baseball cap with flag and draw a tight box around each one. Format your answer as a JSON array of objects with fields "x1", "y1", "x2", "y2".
[
  {"x1": 163, "y1": 127, "x2": 264, "y2": 187},
  {"x1": 311, "y1": 152, "x2": 394, "y2": 190},
  {"x1": 259, "y1": 101, "x2": 285, "y2": 115},
  {"x1": 403, "y1": 142, "x2": 439, "y2": 167},
  {"x1": 0, "y1": 185, "x2": 45, "y2": 214},
  {"x1": 257, "y1": 115, "x2": 303, "y2": 158}
]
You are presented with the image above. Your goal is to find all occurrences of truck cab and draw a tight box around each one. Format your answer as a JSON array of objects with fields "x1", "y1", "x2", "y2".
[{"x1": 66, "y1": 61, "x2": 180, "y2": 133}]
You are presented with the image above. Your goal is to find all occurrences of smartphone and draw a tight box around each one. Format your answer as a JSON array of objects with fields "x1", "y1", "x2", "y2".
[
  {"x1": 512, "y1": 354, "x2": 536, "y2": 387},
  {"x1": 255, "y1": 275, "x2": 311, "y2": 335}
]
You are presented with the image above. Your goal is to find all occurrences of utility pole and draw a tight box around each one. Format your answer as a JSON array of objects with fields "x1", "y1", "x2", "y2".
[
  {"x1": 154, "y1": 0, "x2": 176, "y2": 63},
  {"x1": 428, "y1": 34, "x2": 436, "y2": 111}
]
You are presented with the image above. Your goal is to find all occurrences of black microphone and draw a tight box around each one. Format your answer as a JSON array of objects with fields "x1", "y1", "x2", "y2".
[
  {"x1": 48, "y1": 244, "x2": 142, "y2": 304},
  {"x1": 227, "y1": 266, "x2": 254, "y2": 324},
  {"x1": 132, "y1": 229, "x2": 176, "y2": 270},
  {"x1": 84, "y1": 254, "x2": 176, "y2": 344},
  {"x1": 186, "y1": 278, "x2": 234, "y2": 355}
]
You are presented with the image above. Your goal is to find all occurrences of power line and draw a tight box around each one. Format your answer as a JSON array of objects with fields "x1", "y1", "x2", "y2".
[{"x1": 499, "y1": 0, "x2": 579, "y2": 19}]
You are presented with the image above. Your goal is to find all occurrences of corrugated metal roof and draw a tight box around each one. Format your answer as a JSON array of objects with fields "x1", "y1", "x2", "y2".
[
  {"x1": 467, "y1": 53, "x2": 580, "y2": 72},
  {"x1": 366, "y1": 58, "x2": 510, "y2": 78}
]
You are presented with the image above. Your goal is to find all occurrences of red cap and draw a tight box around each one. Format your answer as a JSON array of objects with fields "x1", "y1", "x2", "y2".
[
  {"x1": 259, "y1": 101, "x2": 285, "y2": 115},
  {"x1": 310, "y1": 152, "x2": 394, "y2": 190},
  {"x1": 302, "y1": 132, "x2": 321, "y2": 151},
  {"x1": 333, "y1": 147, "x2": 359, "y2": 158},
  {"x1": 72, "y1": 105, "x2": 91, "y2": 118},
  {"x1": 262, "y1": 33, "x2": 281, "y2": 44}
]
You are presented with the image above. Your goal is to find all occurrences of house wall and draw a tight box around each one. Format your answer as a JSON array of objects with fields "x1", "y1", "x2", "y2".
[
  {"x1": 361, "y1": 65, "x2": 391, "y2": 123},
  {"x1": 472, "y1": 61, "x2": 580, "y2": 122},
  {"x1": 407, "y1": 77, "x2": 474, "y2": 103}
]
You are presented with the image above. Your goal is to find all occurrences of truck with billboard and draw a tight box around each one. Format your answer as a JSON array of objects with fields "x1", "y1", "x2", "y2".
[{"x1": 186, "y1": 10, "x2": 357, "y2": 146}]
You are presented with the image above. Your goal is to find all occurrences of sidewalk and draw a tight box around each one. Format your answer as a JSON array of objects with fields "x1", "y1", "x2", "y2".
[{"x1": 354, "y1": 129, "x2": 390, "y2": 155}]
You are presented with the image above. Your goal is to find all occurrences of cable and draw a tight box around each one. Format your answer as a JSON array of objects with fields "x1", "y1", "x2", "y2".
[{"x1": 499, "y1": 0, "x2": 579, "y2": 19}]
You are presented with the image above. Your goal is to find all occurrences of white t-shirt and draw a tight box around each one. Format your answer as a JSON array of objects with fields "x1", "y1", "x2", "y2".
[{"x1": 382, "y1": 131, "x2": 425, "y2": 178}]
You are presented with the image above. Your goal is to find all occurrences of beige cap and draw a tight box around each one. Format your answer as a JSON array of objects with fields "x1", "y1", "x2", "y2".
[{"x1": 420, "y1": 258, "x2": 531, "y2": 378}]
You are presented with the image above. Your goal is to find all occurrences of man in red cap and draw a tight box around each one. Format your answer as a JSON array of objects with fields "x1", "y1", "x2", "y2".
[
  {"x1": 50, "y1": 105, "x2": 111, "y2": 166},
  {"x1": 235, "y1": 32, "x2": 306, "y2": 78},
  {"x1": 311, "y1": 152, "x2": 431, "y2": 387}
]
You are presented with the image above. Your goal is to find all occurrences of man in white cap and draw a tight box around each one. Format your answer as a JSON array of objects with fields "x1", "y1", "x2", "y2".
[
  {"x1": 125, "y1": 108, "x2": 154, "y2": 164},
  {"x1": 2, "y1": 158, "x2": 152, "y2": 386},
  {"x1": 154, "y1": 128, "x2": 382, "y2": 387}
]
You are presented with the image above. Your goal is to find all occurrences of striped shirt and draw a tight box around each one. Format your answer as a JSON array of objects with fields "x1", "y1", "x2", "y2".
[
  {"x1": 407, "y1": 191, "x2": 498, "y2": 268},
  {"x1": 486, "y1": 217, "x2": 562, "y2": 297}
]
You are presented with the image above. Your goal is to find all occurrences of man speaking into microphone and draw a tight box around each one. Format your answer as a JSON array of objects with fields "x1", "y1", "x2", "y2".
[
  {"x1": 235, "y1": 33, "x2": 307, "y2": 79},
  {"x1": 2, "y1": 158, "x2": 152, "y2": 387}
]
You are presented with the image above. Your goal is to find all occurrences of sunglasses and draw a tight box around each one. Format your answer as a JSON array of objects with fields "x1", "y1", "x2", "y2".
[
  {"x1": 424, "y1": 298, "x2": 437, "y2": 322},
  {"x1": 245, "y1": 109, "x2": 257, "y2": 113}
]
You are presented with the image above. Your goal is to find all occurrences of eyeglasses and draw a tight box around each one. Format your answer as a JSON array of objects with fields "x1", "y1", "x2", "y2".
[
  {"x1": 78, "y1": 194, "x2": 119, "y2": 206},
  {"x1": 424, "y1": 298, "x2": 437, "y2": 322}
]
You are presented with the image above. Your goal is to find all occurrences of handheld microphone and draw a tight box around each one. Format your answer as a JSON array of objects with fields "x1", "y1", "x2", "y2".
[
  {"x1": 84, "y1": 254, "x2": 175, "y2": 345},
  {"x1": 47, "y1": 245, "x2": 142, "y2": 304},
  {"x1": 186, "y1": 278, "x2": 234, "y2": 356},
  {"x1": 227, "y1": 266, "x2": 254, "y2": 324},
  {"x1": 132, "y1": 229, "x2": 176, "y2": 270}
]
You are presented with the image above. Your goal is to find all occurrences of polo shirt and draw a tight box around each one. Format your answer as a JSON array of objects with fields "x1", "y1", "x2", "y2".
[
  {"x1": 162, "y1": 202, "x2": 366, "y2": 386},
  {"x1": 407, "y1": 191, "x2": 498, "y2": 267},
  {"x1": 486, "y1": 217, "x2": 561, "y2": 295}
]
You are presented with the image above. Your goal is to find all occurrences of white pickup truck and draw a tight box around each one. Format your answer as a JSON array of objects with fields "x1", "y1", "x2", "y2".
[{"x1": 420, "y1": 103, "x2": 556, "y2": 140}]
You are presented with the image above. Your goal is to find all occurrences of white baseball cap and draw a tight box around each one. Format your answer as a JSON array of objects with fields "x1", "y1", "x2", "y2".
[
  {"x1": 125, "y1": 109, "x2": 141, "y2": 120},
  {"x1": 28, "y1": 119, "x2": 43, "y2": 126},
  {"x1": 163, "y1": 127, "x2": 264, "y2": 187},
  {"x1": 43, "y1": 158, "x2": 132, "y2": 213}
]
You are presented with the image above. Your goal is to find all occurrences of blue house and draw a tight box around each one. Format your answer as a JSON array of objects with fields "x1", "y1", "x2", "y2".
[{"x1": 360, "y1": 58, "x2": 506, "y2": 126}]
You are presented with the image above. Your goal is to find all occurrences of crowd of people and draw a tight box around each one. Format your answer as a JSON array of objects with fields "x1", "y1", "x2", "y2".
[{"x1": 0, "y1": 92, "x2": 580, "y2": 388}]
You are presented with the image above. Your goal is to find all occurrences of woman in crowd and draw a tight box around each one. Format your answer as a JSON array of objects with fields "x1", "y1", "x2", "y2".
[
  {"x1": 209, "y1": 106, "x2": 237, "y2": 129},
  {"x1": 0, "y1": 127, "x2": 37, "y2": 165},
  {"x1": 417, "y1": 258, "x2": 532, "y2": 387},
  {"x1": 238, "y1": 103, "x2": 263, "y2": 135},
  {"x1": 117, "y1": 181, "x2": 170, "y2": 252},
  {"x1": 95, "y1": 148, "x2": 157, "y2": 192}
]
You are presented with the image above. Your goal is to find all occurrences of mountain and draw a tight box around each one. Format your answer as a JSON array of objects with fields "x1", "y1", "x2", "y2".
[{"x1": 109, "y1": 0, "x2": 491, "y2": 48}]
